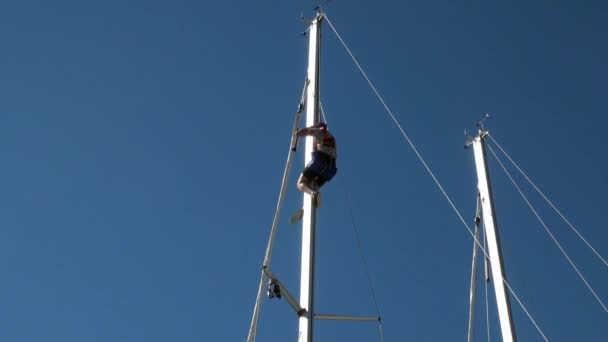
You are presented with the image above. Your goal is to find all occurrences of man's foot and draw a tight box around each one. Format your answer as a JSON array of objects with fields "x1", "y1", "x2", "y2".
[{"x1": 290, "y1": 209, "x2": 304, "y2": 224}]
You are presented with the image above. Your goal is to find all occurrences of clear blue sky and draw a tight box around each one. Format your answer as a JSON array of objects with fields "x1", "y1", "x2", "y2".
[{"x1": 1, "y1": 1, "x2": 607, "y2": 341}]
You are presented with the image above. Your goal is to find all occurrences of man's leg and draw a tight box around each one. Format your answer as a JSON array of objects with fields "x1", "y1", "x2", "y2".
[
  {"x1": 297, "y1": 174, "x2": 317, "y2": 196},
  {"x1": 297, "y1": 174, "x2": 320, "y2": 208}
]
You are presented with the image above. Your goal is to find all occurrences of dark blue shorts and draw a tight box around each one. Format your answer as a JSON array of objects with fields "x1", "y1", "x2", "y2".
[{"x1": 303, "y1": 151, "x2": 337, "y2": 187}]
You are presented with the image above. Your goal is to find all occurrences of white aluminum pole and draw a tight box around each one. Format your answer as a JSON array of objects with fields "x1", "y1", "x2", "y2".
[
  {"x1": 299, "y1": 12, "x2": 322, "y2": 342},
  {"x1": 472, "y1": 130, "x2": 516, "y2": 342}
]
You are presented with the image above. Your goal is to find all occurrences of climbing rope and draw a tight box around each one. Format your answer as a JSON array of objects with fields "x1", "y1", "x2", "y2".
[
  {"x1": 248, "y1": 79, "x2": 308, "y2": 342},
  {"x1": 324, "y1": 14, "x2": 549, "y2": 341},
  {"x1": 489, "y1": 134, "x2": 608, "y2": 269},
  {"x1": 487, "y1": 144, "x2": 608, "y2": 313}
]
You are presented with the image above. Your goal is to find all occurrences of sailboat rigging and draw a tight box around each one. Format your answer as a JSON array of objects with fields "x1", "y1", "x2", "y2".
[
  {"x1": 248, "y1": 12, "x2": 381, "y2": 342},
  {"x1": 248, "y1": 8, "x2": 607, "y2": 342}
]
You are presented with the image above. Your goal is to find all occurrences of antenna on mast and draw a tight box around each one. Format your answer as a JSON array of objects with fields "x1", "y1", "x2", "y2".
[
  {"x1": 314, "y1": 0, "x2": 335, "y2": 13},
  {"x1": 477, "y1": 112, "x2": 492, "y2": 130}
]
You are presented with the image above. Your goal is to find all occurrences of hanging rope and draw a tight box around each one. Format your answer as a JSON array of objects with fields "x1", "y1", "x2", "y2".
[
  {"x1": 483, "y1": 225, "x2": 491, "y2": 342},
  {"x1": 320, "y1": 100, "x2": 385, "y2": 341},
  {"x1": 487, "y1": 144, "x2": 608, "y2": 313},
  {"x1": 467, "y1": 196, "x2": 482, "y2": 342},
  {"x1": 341, "y1": 183, "x2": 386, "y2": 341},
  {"x1": 248, "y1": 79, "x2": 308, "y2": 342},
  {"x1": 319, "y1": 101, "x2": 328, "y2": 123},
  {"x1": 488, "y1": 134, "x2": 608, "y2": 269},
  {"x1": 324, "y1": 15, "x2": 549, "y2": 341}
]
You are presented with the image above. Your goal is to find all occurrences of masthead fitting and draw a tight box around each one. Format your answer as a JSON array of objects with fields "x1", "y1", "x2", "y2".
[{"x1": 476, "y1": 112, "x2": 492, "y2": 130}]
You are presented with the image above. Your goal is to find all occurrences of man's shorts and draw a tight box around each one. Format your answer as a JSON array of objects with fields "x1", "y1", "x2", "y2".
[{"x1": 303, "y1": 151, "x2": 337, "y2": 187}]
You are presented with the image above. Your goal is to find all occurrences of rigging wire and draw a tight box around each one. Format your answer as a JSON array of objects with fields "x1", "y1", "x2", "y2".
[
  {"x1": 319, "y1": 101, "x2": 385, "y2": 342},
  {"x1": 488, "y1": 134, "x2": 608, "y2": 269},
  {"x1": 483, "y1": 225, "x2": 491, "y2": 342},
  {"x1": 319, "y1": 101, "x2": 328, "y2": 123},
  {"x1": 467, "y1": 197, "x2": 482, "y2": 342},
  {"x1": 247, "y1": 142, "x2": 293, "y2": 342},
  {"x1": 324, "y1": 14, "x2": 549, "y2": 341},
  {"x1": 248, "y1": 79, "x2": 308, "y2": 342},
  {"x1": 341, "y1": 181, "x2": 386, "y2": 342},
  {"x1": 487, "y1": 144, "x2": 608, "y2": 313}
]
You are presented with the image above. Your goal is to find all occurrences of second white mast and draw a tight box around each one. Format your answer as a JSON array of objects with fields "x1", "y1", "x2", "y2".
[{"x1": 471, "y1": 130, "x2": 517, "y2": 342}]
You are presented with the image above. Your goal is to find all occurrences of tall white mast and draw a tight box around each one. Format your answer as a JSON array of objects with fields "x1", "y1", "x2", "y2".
[
  {"x1": 299, "y1": 12, "x2": 322, "y2": 342},
  {"x1": 471, "y1": 129, "x2": 517, "y2": 342}
]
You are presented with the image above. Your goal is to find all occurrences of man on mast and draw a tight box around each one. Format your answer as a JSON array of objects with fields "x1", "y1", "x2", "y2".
[{"x1": 295, "y1": 122, "x2": 337, "y2": 200}]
